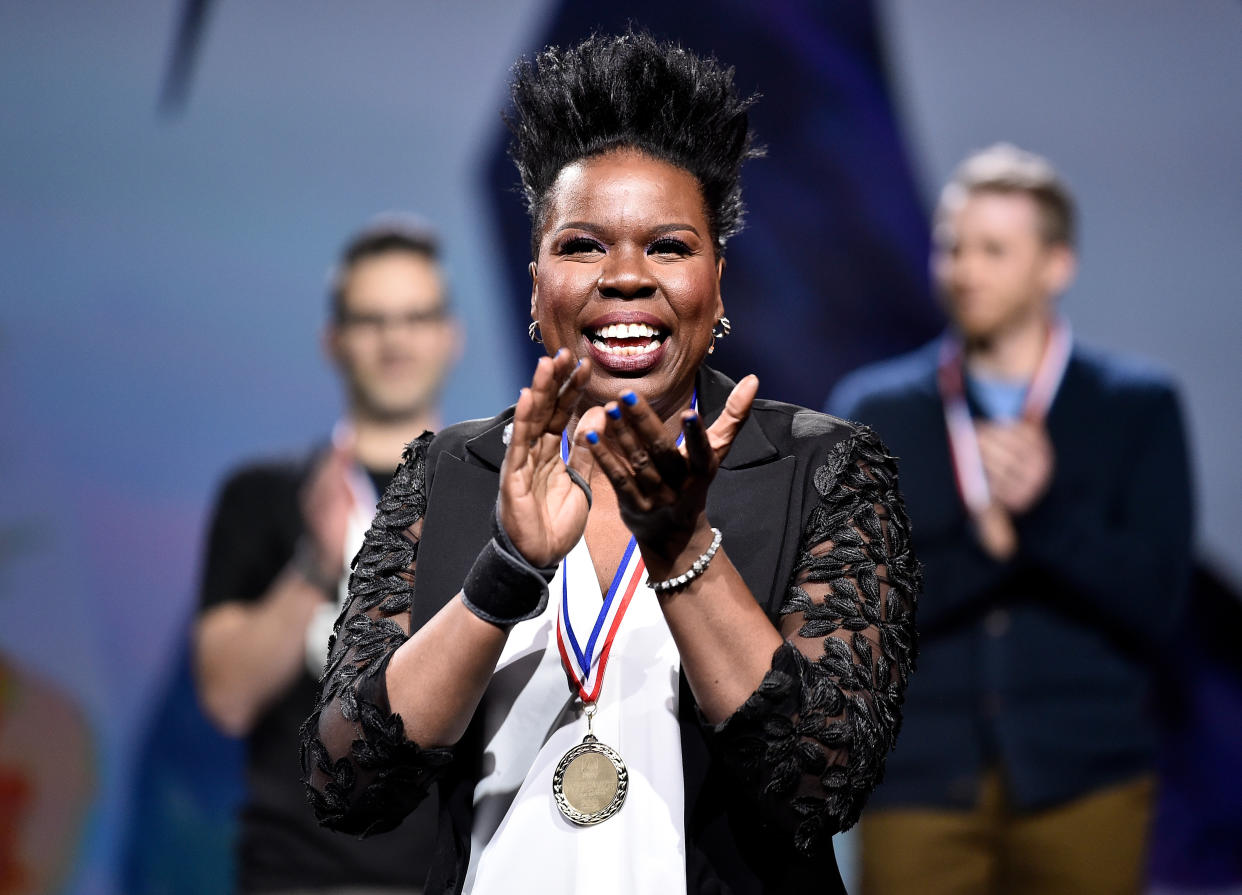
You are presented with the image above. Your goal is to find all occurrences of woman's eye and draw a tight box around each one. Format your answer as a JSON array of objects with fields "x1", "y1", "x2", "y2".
[
  {"x1": 648, "y1": 238, "x2": 691, "y2": 256},
  {"x1": 559, "y1": 237, "x2": 604, "y2": 255}
]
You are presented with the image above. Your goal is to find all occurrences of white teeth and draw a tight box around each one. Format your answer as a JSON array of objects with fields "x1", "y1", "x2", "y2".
[
  {"x1": 591, "y1": 323, "x2": 660, "y2": 340},
  {"x1": 592, "y1": 339, "x2": 661, "y2": 357}
]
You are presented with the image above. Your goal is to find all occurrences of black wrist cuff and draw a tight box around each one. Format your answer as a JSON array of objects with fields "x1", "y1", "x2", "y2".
[
  {"x1": 461, "y1": 508, "x2": 557, "y2": 627},
  {"x1": 564, "y1": 466, "x2": 593, "y2": 510}
]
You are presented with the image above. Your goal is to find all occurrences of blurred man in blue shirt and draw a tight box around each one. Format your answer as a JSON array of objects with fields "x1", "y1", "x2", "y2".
[{"x1": 830, "y1": 144, "x2": 1193, "y2": 895}]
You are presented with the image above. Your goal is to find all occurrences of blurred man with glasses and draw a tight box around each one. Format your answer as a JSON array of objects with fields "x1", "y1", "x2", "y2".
[{"x1": 194, "y1": 216, "x2": 461, "y2": 895}]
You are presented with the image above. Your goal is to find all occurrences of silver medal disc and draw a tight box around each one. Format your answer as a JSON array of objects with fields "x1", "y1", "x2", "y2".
[{"x1": 552, "y1": 734, "x2": 628, "y2": 825}]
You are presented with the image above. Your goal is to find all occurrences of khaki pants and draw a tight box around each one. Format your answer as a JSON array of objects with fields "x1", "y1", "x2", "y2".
[{"x1": 860, "y1": 771, "x2": 1154, "y2": 895}]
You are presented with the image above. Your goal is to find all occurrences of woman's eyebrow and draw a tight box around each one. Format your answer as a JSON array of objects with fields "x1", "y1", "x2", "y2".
[
  {"x1": 649, "y1": 223, "x2": 701, "y2": 237},
  {"x1": 553, "y1": 221, "x2": 701, "y2": 238},
  {"x1": 554, "y1": 221, "x2": 602, "y2": 234}
]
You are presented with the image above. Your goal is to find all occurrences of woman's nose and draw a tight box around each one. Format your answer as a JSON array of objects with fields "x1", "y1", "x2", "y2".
[{"x1": 596, "y1": 247, "x2": 656, "y2": 298}]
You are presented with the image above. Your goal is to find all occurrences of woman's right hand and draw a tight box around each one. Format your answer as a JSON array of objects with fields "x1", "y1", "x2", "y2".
[{"x1": 498, "y1": 349, "x2": 595, "y2": 567}]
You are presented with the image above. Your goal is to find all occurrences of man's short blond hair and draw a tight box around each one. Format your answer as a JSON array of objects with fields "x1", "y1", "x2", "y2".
[{"x1": 938, "y1": 143, "x2": 1077, "y2": 247}]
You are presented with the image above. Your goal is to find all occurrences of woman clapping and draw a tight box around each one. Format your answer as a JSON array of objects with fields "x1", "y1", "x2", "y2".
[{"x1": 302, "y1": 32, "x2": 920, "y2": 895}]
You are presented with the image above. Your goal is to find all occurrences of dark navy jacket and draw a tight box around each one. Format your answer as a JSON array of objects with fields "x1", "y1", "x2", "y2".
[{"x1": 828, "y1": 339, "x2": 1193, "y2": 810}]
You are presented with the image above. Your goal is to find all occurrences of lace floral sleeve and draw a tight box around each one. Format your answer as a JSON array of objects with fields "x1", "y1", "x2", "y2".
[
  {"x1": 300, "y1": 433, "x2": 454, "y2": 836},
  {"x1": 713, "y1": 426, "x2": 921, "y2": 855}
]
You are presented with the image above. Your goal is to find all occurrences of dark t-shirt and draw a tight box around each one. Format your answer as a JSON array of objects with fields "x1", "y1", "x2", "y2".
[{"x1": 199, "y1": 452, "x2": 437, "y2": 893}]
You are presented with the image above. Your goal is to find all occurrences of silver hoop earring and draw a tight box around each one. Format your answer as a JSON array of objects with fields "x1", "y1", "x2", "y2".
[
  {"x1": 528, "y1": 321, "x2": 543, "y2": 343},
  {"x1": 708, "y1": 316, "x2": 731, "y2": 354}
]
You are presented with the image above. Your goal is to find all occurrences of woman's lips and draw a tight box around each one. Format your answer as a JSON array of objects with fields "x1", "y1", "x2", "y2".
[{"x1": 583, "y1": 335, "x2": 668, "y2": 374}]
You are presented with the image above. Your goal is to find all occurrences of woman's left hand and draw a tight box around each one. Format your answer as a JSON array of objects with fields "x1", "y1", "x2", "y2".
[{"x1": 578, "y1": 374, "x2": 759, "y2": 569}]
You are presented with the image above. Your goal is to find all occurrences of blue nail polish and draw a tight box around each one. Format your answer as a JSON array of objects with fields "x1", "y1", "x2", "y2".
[
  {"x1": 684, "y1": 412, "x2": 699, "y2": 425},
  {"x1": 585, "y1": 430, "x2": 599, "y2": 444},
  {"x1": 621, "y1": 391, "x2": 638, "y2": 406},
  {"x1": 606, "y1": 406, "x2": 622, "y2": 420}
]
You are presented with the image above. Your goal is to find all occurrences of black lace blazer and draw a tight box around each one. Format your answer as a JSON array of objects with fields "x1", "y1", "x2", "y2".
[{"x1": 301, "y1": 366, "x2": 920, "y2": 895}]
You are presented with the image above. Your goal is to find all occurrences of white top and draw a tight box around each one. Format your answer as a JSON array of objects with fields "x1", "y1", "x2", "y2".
[{"x1": 464, "y1": 535, "x2": 687, "y2": 895}]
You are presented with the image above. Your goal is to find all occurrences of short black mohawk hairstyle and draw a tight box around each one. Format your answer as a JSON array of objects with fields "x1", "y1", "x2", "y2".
[{"x1": 507, "y1": 31, "x2": 762, "y2": 256}]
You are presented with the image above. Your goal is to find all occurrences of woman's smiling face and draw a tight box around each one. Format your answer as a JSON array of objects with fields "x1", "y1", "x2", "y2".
[{"x1": 530, "y1": 149, "x2": 724, "y2": 418}]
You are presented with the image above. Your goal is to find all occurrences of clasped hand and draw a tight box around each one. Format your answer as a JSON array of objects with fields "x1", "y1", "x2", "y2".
[
  {"x1": 971, "y1": 419, "x2": 1056, "y2": 562},
  {"x1": 976, "y1": 420, "x2": 1055, "y2": 516},
  {"x1": 498, "y1": 348, "x2": 758, "y2": 569}
]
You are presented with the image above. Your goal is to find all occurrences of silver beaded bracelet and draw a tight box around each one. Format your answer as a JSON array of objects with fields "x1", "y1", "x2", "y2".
[{"x1": 650, "y1": 527, "x2": 724, "y2": 595}]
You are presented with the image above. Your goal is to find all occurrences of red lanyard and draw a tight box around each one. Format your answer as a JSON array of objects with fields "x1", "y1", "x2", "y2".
[{"x1": 937, "y1": 319, "x2": 1072, "y2": 514}]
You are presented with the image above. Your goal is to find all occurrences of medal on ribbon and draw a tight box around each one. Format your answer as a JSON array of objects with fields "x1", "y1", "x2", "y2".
[
  {"x1": 550, "y1": 395, "x2": 694, "y2": 825},
  {"x1": 551, "y1": 537, "x2": 644, "y2": 825}
]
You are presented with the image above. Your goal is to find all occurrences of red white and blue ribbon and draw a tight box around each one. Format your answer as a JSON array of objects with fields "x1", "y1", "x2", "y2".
[
  {"x1": 554, "y1": 392, "x2": 695, "y2": 704},
  {"x1": 556, "y1": 535, "x2": 646, "y2": 704},
  {"x1": 937, "y1": 318, "x2": 1072, "y2": 514}
]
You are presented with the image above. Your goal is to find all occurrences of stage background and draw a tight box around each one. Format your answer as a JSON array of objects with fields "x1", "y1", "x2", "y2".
[{"x1": 0, "y1": 1, "x2": 1238, "y2": 892}]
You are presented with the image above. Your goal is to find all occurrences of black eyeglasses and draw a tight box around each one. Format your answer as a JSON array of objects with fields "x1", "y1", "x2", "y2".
[{"x1": 338, "y1": 307, "x2": 449, "y2": 332}]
